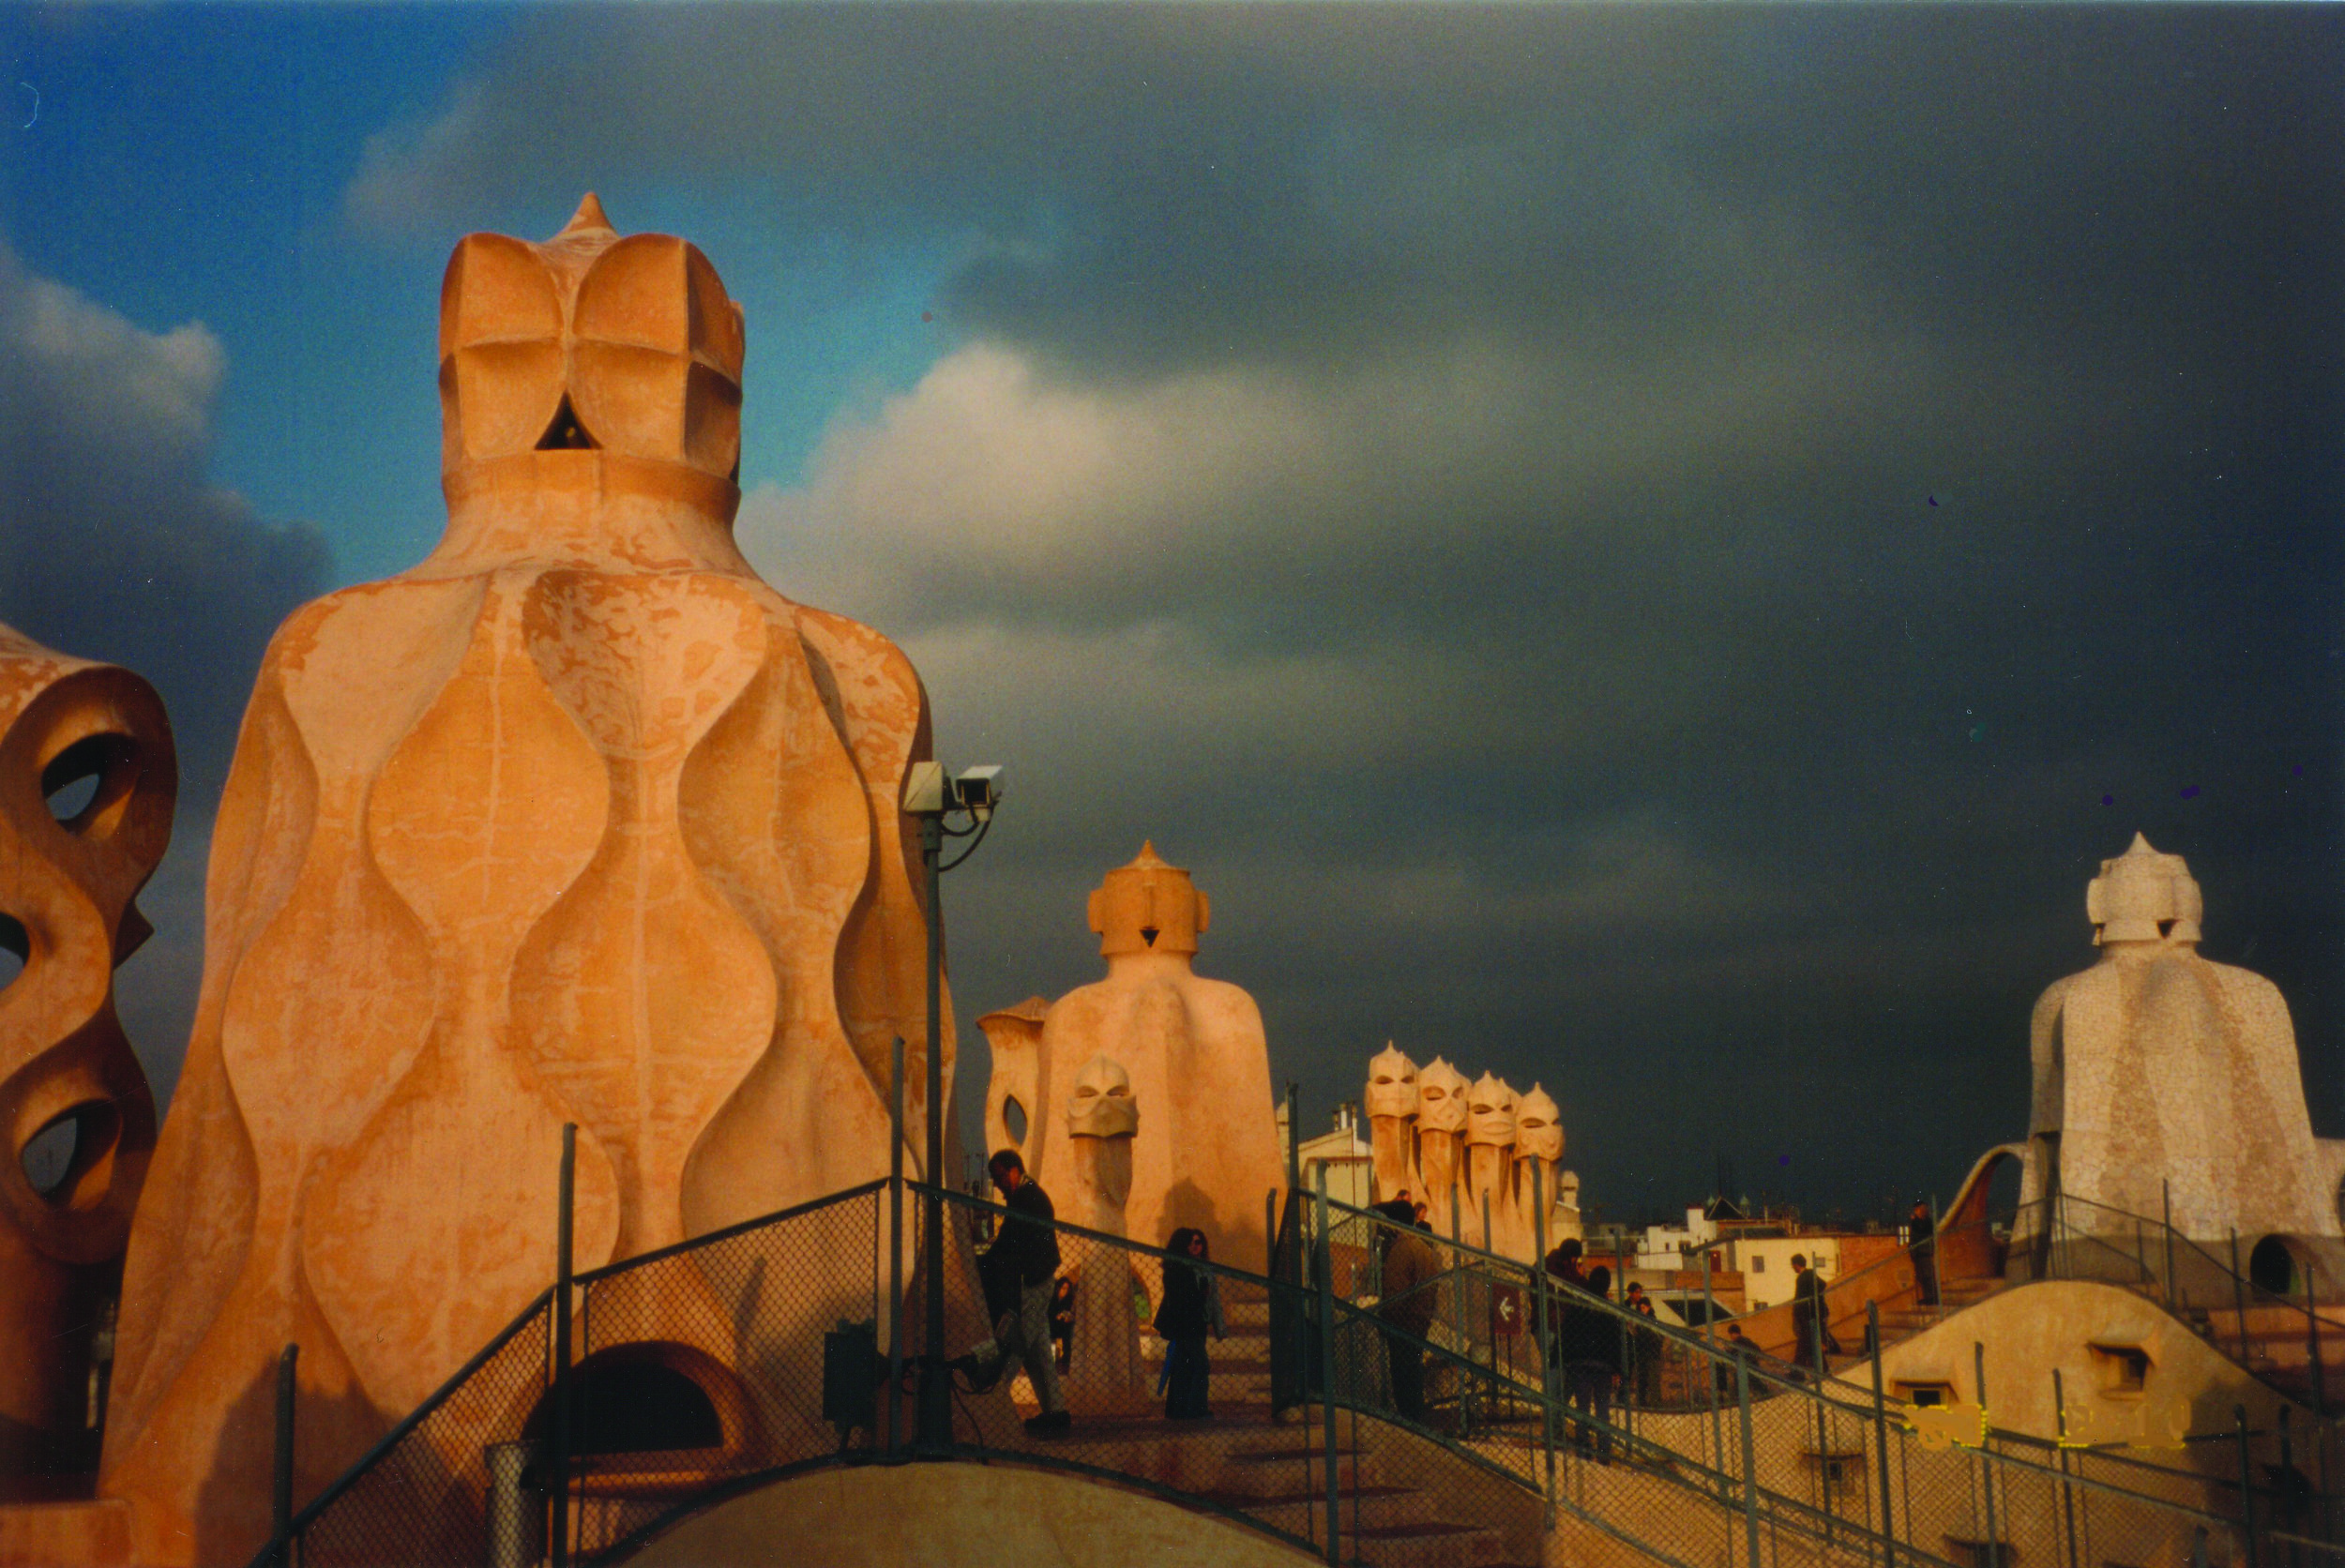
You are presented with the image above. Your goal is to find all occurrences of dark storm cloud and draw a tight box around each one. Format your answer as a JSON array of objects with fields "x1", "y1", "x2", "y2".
[
  {"x1": 355, "y1": 7, "x2": 2345, "y2": 1217},
  {"x1": 0, "y1": 242, "x2": 332, "y2": 1095}
]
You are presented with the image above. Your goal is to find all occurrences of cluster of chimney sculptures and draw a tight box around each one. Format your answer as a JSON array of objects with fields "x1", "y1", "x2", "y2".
[{"x1": 1363, "y1": 1047, "x2": 1581, "y2": 1261}]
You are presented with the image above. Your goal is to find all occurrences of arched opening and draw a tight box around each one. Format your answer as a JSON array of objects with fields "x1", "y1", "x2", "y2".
[
  {"x1": 530, "y1": 1344, "x2": 734, "y2": 1458},
  {"x1": 17, "y1": 1100, "x2": 121, "y2": 1208},
  {"x1": 2250, "y1": 1235, "x2": 2297, "y2": 1297},
  {"x1": 1002, "y1": 1095, "x2": 1027, "y2": 1144},
  {"x1": 0, "y1": 912, "x2": 25, "y2": 992},
  {"x1": 40, "y1": 732, "x2": 141, "y2": 837}
]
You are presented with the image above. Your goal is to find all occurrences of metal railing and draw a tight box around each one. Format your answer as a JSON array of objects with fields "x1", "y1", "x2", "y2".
[
  {"x1": 2011, "y1": 1191, "x2": 2342, "y2": 1418},
  {"x1": 1292, "y1": 1184, "x2": 2336, "y2": 1568},
  {"x1": 254, "y1": 1170, "x2": 2344, "y2": 1568}
]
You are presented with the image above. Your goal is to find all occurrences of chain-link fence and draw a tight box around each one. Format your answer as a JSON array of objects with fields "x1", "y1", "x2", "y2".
[
  {"x1": 259, "y1": 1173, "x2": 2345, "y2": 1568},
  {"x1": 2011, "y1": 1193, "x2": 2345, "y2": 1417},
  {"x1": 1298, "y1": 1184, "x2": 2328, "y2": 1568},
  {"x1": 286, "y1": 1288, "x2": 555, "y2": 1568}
]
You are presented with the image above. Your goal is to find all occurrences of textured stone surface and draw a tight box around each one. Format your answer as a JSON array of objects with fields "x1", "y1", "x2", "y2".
[
  {"x1": 994, "y1": 844, "x2": 1282, "y2": 1270},
  {"x1": 629, "y1": 1461, "x2": 1318, "y2": 1567},
  {"x1": 98, "y1": 199, "x2": 944, "y2": 1566},
  {"x1": 0, "y1": 1498, "x2": 132, "y2": 1566},
  {"x1": 0, "y1": 625, "x2": 169, "y2": 1501},
  {"x1": 979, "y1": 995, "x2": 1050, "y2": 1171},
  {"x1": 2021, "y1": 835, "x2": 2339, "y2": 1244}
]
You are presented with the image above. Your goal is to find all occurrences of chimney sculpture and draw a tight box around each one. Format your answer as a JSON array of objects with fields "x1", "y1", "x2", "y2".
[
  {"x1": 1364, "y1": 1043, "x2": 1421, "y2": 1205},
  {"x1": 1511, "y1": 1083, "x2": 1566, "y2": 1257},
  {"x1": 2021, "y1": 835, "x2": 2342, "y2": 1244},
  {"x1": 1014, "y1": 844, "x2": 1283, "y2": 1270},
  {"x1": 1414, "y1": 1058, "x2": 1470, "y2": 1240},
  {"x1": 101, "y1": 199, "x2": 945, "y2": 1564},
  {"x1": 0, "y1": 625, "x2": 170, "y2": 1500},
  {"x1": 1060, "y1": 1053, "x2": 1149, "y2": 1414},
  {"x1": 979, "y1": 996, "x2": 1051, "y2": 1175},
  {"x1": 1463, "y1": 1072, "x2": 1519, "y2": 1253}
]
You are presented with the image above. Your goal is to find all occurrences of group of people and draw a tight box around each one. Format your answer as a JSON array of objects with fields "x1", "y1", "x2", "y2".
[
  {"x1": 953, "y1": 1150, "x2": 1225, "y2": 1435},
  {"x1": 1368, "y1": 1200, "x2": 1648, "y2": 1461},
  {"x1": 954, "y1": 1153, "x2": 1927, "y2": 1445}
]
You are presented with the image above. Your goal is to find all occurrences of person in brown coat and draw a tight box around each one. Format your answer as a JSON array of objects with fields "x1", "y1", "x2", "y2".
[{"x1": 1377, "y1": 1199, "x2": 1441, "y2": 1423}]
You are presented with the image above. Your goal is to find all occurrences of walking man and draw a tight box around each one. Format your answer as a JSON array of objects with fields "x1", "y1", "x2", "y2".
[{"x1": 954, "y1": 1150, "x2": 1072, "y2": 1434}]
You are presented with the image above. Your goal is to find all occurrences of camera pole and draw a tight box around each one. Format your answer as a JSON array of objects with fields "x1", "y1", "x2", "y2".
[{"x1": 916, "y1": 809, "x2": 950, "y2": 1452}]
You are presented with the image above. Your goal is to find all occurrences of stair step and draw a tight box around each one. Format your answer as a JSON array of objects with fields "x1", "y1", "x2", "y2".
[{"x1": 1351, "y1": 1519, "x2": 1491, "y2": 1541}]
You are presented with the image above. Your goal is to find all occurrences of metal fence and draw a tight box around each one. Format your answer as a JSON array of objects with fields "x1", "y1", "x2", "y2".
[
  {"x1": 258, "y1": 1172, "x2": 2345, "y2": 1568},
  {"x1": 1294, "y1": 1184, "x2": 2333, "y2": 1568},
  {"x1": 2011, "y1": 1191, "x2": 2343, "y2": 1418}
]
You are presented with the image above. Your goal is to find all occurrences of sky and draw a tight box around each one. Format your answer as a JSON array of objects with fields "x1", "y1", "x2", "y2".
[{"x1": 2, "y1": 3, "x2": 2340, "y2": 1227}]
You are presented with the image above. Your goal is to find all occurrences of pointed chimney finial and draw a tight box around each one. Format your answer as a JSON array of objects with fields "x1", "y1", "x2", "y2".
[{"x1": 558, "y1": 192, "x2": 615, "y2": 238}]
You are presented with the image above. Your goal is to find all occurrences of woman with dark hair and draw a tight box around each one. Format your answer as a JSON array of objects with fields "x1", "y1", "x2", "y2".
[{"x1": 1155, "y1": 1228, "x2": 1224, "y2": 1419}]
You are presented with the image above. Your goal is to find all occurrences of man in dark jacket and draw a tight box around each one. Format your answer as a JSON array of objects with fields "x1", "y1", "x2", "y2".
[
  {"x1": 1376, "y1": 1200, "x2": 1441, "y2": 1423},
  {"x1": 1561, "y1": 1264, "x2": 1622, "y2": 1462},
  {"x1": 1789, "y1": 1254, "x2": 1839, "y2": 1372},
  {"x1": 954, "y1": 1150, "x2": 1071, "y2": 1433},
  {"x1": 1909, "y1": 1199, "x2": 1939, "y2": 1306}
]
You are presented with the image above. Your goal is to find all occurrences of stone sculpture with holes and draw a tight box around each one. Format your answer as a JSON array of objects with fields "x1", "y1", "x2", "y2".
[
  {"x1": 0, "y1": 622, "x2": 171, "y2": 1501},
  {"x1": 98, "y1": 197, "x2": 946, "y2": 1566}
]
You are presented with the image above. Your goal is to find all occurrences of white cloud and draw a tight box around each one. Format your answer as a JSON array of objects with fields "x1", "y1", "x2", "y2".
[{"x1": 0, "y1": 246, "x2": 329, "y2": 1106}]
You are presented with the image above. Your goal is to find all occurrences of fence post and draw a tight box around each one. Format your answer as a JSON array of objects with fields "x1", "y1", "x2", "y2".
[
  {"x1": 269, "y1": 1343, "x2": 296, "y2": 1568},
  {"x1": 2300, "y1": 1263, "x2": 2329, "y2": 1521},
  {"x1": 1315, "y1": 1166, "x2": 1340, "y2": 1568},
  {"x1": 1286, "y1": 1082, "x2": 1302, "y2": 1199},
  {"x1": 2232, "y1": 1231, "x2": 2253, "y2": 1364},
  {"x1": 1484, "y1": 1189, "x2": 1502, "y2": 1427},
  {"x1": 1868, "y1": 1301, "x2": 1894, "y2": 1568},
  {"x1": 1736, "y1": 1352, "x2": 1763, "y2": 1568},
  {"x1": 1267, "y1": 1190, "x2": 1278, "y2": 1278},
  {"x1": 1814, "y1": 1305, "x2": 1835, "y2": 1545},
  {"x1": 1708, "y1": 1245, "x2": 1731, "y2": 1513},
  {"x1": 2304, "y1": 1262, "x2": 2326, "y2": 1422},
  {"x1": 886, "y1": 1034, "x2": 905, "y2": 1458},
  {"x1": 1974, "y1": 1341, "x2": 1999, "y2": 1568},
  {"x1": 2054, "y1": 1368, "x2": 2080, "y2": 1568},
  {"x1": 1449, "y1": 1180, "x2": 1469, "y2": 1438},
  {"x1": 2163, "y1": 1181, "x2": 2175, "y2": 1310},
  {"x1": 2233, "y1": 1404, "x2": 2262, "y2": 1568},
  {"x1": 551, "y1": 1123, "x2": 575, "y2": 1568},
  {"x1": 1534, "y1": 1162, "x2": 1555, "y2": 1518}
]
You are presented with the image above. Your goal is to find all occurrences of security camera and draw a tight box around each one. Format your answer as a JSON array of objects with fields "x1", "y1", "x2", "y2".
[{"x1": 952, "y1": 765, "x2": 1004, "y2": 820}]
